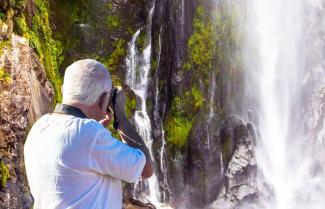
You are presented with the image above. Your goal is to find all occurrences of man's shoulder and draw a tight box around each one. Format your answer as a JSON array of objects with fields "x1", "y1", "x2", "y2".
[{"x1": 33, "y1": 113, "x2": 104, "y2": 133}]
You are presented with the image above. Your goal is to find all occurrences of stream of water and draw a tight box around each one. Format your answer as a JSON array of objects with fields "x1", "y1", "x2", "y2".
[{"x1": 244, "y1": 0, "x2": 325, "y2": 208}]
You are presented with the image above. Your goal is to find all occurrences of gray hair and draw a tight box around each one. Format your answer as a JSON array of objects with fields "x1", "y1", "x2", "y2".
[{"x1": 62, "y1": 59, "x2": 112, "y2": 105}]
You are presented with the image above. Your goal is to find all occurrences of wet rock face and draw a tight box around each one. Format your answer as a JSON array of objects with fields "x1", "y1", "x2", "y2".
[
  {"x1": 211, "y1": 116, "x2": 261, "y2": 209},
  {"x1": 0, "y1": 35, "x2": 54, "y2": 208},
  {"x1": 51, "y1": 0, "x2": 147, "y2": 76},
  {"x1": 182, "y1": 116, "x2": 260, "y2": 209},
  {"x1": 185, "y1": 115, "x2": 223, "y2": 208}
]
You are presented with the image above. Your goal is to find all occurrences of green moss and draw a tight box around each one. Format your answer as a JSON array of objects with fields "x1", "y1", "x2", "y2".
[
  {"x1": 191, "y1": 86, "x2": 204, "y2": 109},
  {"x1": 107, "y1": 120, "x2": 120, "y2": 139},
  {"x1": 165, "y1": 96, "x2": 193, "y2": 148},
  {"x1": 106, "y1": 3, "x2": 113, "y2": 10},
  {"x1": 106, "y1": 39, "x2": 126, "y2": 72},
  {"x1": 221, "y1": 133, "x2": 232, "y2": 164},
  {"x1": 125, "y1": 97, "x2": 136, "y2": 118},
  {"x1": 165, "y1": 116, "x2": 192, "y2": 148},
  {"x1": 13, "y1": 0, "x2": 63, "y2": 103},
  {"x1": 14, "y1": 15, "x2": 29, "y2": 36},
  {"x1": 151, "y1": 59, "x2": 158, "y2": 71},
  {"x1": 56, "y1": 0, "x2": 89, "y2": 26},
  {"x1": 0, "y1": 38, "x2": 11, "y2": 56},
  {"x1": 186, "y1": 6, "x2": 215, "y2": 77},
  {"x1": 135, "y1": 30, "x2": 147, "y2": 51},
  {"x1": 0, "y1": 159, "x2": 10, "y2": 188},
  {"x1": 0, "y1": 12, "x2": 6, "y2": 21},
  {"x1": 0, "y1": 67, "x2": 11, "y2": 83},
  {"x1": 106, "y1": 14, "x2": 120, "y2": 30},
  {"x1": 9, "y1": 0, "x2": 26, "y2": 10}
]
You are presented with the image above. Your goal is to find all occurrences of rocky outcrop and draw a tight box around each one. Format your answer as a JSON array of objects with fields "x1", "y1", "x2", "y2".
[
  {"x1": 0, "y1": 34, "x2": 54, "y2": 208},
  {"x1": 210, "y1": 117, "x2": 266, "y2": 209},
  {"x1": 123, "y1": 197, "x2": 156, "y2": 209}
]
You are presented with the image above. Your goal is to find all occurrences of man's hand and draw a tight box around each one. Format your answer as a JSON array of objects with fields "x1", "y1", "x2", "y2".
[
  {"x1": 111, "y1": 87, "x2": 153, "y2": 179},
  {"x1": 100, "y1": 112, "x2": 112, "y2": 127}
]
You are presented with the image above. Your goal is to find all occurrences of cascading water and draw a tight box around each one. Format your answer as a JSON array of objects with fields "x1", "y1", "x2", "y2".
[
  {"x1": 243, "y1": 0, "x2": 325, "y2": 209},
  {"x1": 125, "y1": 3, "x2": 172, "y2": 209},
  {"x1": 125, "y1": 3, "x2": 161, "y2": 205},
  {"x1": 154, "y1": 27, "x2": 171, "y2": 203}
]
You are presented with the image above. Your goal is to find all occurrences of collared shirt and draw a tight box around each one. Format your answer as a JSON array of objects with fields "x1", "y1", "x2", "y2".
[{"x1": 24, "y1": 113, "x2": 146, "y2": 209}]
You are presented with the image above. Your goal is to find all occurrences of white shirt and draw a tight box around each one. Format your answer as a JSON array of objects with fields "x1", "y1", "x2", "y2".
[{"x1": 24, "y1": 113, "x2": 146, "y2": 209}]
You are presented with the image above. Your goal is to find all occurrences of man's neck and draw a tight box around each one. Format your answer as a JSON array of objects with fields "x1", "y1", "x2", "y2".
[{"x1": 62, "y1": 101, "x2": 93, "y2": 119}]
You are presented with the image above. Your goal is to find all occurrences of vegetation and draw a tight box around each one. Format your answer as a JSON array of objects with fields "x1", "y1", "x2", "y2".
[
  {"x1": 221, "y1": 133, "x2": 232, "y2": 165},
  {"x1": 185, "y1": 6, "x2": 215, "y2": 77},
  {"x1": 0, "y1": 159, "x2": 10, "y2": 188},
  {"x1": 135, "y1": 30, "x2": 147, "y2": 52},
  {"x1": 125, "y1": 97, "x2": 136, "y2": 119},
  {"x1": 106, "y1": 15, "x2": 120, "y2": 30},
  {"x1": 13, "y1": 0, "x2": 64, "y2": 103},
  {"x1": 0, "y1": 12, "x2": 5, "y2": 21},
  {"x1": 165, "y1": 86, "x2": 204, "y2": 148},
  {"x1": 165, "y1": 97, "x2": 193, "y2": 148},
  {"x1": 0, "y1": 67, "x2": 11, "y2": 83},
  {"x1": 106, "y1": 39, "x2": 127, "y2": 72}
]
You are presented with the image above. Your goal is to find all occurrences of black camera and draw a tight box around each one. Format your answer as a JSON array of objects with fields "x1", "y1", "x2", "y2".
[{"x1": 107, "y1": 87, "x2": 119, "y2": 130}]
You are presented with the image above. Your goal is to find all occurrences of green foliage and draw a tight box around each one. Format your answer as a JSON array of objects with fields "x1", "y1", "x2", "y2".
[
  {"x1": 106, "y1": 3, "x2": 113, "y2": 10},
  {"x1": 125, "y1": 97, "x2": 136, "y2": 118},
  {"x1": 106, "y1": 39, "x2": 126, "y2": 72},
  {"x1": 57, "y1": 0, "x2": 89, "y2": 25},
  {"x1": 0, "y1": 38, "x2": 11, "y2": 56},
  {"x1": 135, "y1": 30, "x2": 147, "y2": 51},
  {"x1": 107, "y1": 120, "x2": 120, "y2": 139},
  {"x1": 221, "y1": 133, "x2": 232, "y2": 164},
  {"x1": 0, "y1": 12, "x2": 6, "y2": 21},
  {"x1": 165, "y1": 85, "x2": 205, "y2": 148},
  {"x1": 165, "y1": 115, "x2": 192, "y2": 148},
  {"x1": 0, "y1": 159, "x2": 10, "y2": 188},
  {"x1": 14, "y1": 15, "x2": 28, "y2": 36},
  {"x1": 165, "y1": 96, "x2": 191, "y2": 148},
  {"x1": 13, "y1": 0, "x2": 63, "y2": 103},
  {"x1": 186, "y1": 6, "x2": 215, "y2": 76},
  {"x1": 9, "y1": 0, "x2": 26, "y2": 10},
  {"x1": 151, "y1": 59, "x2": 158, "y2": 71},
  {"x1": 191, "y1": 86, "x2": 204, "y2": 109},
  {"x1": 106, "y1": 15, "x2": 120, "y2": 30},
  {"x1": 0, "y1": 67, "x2": 11, "y2": 83}
]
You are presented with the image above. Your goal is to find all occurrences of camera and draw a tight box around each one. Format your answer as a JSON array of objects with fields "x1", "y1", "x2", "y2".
[{"x1": 107, "y1": 87, "x2": 119, "y2": 130}]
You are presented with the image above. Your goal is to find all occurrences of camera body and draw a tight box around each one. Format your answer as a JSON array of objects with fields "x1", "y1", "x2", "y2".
[{"x1": 107, "y1": 87, "x2": 119, "y2": 130}]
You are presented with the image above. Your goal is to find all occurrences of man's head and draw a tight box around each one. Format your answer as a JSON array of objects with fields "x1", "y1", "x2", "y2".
[{"x1": 62, "y1": 59, "x2": 112, "y2": 121}]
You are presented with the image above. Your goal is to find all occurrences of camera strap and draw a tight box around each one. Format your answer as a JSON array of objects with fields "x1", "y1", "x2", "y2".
[{"x1": 54, "y1": 103, "x2": 87, "y2": 119}]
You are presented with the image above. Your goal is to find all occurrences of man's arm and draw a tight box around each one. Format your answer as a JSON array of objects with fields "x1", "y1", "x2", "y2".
[{"x1": 113, "y1": 89, "x2": 153, "y2": 179}]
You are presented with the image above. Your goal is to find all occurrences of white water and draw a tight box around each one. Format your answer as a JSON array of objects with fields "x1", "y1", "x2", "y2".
[
  {"x1": 244, "y1": 0, "x2": 325, "y2": 209},
  {"x1": 125, "y1": 4, "x2": 161, "y2": 205},
  {"x1": 154, "y1": 27, "x2": 171, "y2": 203},
  {"x1": 125, "y1": 4, "x2": 173, "y2": 209}
]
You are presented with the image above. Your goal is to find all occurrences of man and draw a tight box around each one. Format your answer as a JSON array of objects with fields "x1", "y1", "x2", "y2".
[{"x1": 24, "y1": 59, "x2": 153, "y2": 209}]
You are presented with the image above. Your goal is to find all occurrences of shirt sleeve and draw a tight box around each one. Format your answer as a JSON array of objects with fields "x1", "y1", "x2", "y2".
[{"x1": 88, "y1": 128, "x2": 146, "y2": 183}]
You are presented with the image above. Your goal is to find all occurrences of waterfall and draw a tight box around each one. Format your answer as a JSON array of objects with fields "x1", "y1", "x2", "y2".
[
  {"x1": 125, "y1": 2, "x2": 162, "y2": 205},
  {"x1": 154, "y1": 27, "x2": 171, "y2": 203},
  {"x1": 125, "y1": 3, "x2": 173, "y2": 209},
  {"x1": 244, "y1": 0, "x2": 325, "y2": 209}
]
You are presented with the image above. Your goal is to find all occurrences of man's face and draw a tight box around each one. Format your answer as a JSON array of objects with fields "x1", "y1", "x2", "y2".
[{"x1": 92, "y1": 92, "x2": 110, "y2": 121}]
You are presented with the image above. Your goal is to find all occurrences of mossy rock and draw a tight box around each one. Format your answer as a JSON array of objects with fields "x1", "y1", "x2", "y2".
[
  {"x1": 0, "y1": 159, "x2": 10, "y2": 188},
  {"x1": 0, "y1": 66, "x2": 11, "y2": 84}
]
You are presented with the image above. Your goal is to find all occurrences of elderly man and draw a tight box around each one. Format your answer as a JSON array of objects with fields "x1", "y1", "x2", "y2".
[{"x1": 24, "y1": 59, "x2": 153, "y2": 209}]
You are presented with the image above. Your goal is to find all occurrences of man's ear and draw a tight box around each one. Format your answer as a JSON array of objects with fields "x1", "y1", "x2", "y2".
[{"x1": 98, "y1": 92, "x2": 109, "y2": 112}]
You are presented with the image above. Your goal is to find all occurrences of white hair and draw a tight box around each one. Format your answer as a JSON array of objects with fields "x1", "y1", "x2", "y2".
[{"x1": 62, "y1": 59, "x2": 112, "y2": 105}]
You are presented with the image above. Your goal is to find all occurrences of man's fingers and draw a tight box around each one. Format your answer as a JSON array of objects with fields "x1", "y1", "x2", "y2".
[{"x1": 100, "y1": 113, "x2": 112, "y2": 126}]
